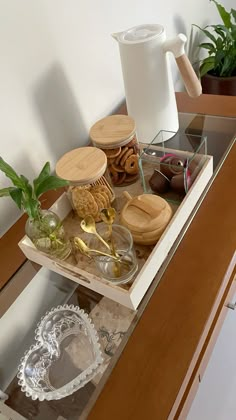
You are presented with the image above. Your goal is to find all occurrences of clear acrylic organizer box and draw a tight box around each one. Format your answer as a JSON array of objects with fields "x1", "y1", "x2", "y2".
[{"x1": 138, "y1": 130, "x2": 207, "y2": 205}]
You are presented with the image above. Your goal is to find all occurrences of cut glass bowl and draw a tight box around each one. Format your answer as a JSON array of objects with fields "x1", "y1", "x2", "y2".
[{"x1": 17, "y1": 305, "x2": 103, "y2": 401}]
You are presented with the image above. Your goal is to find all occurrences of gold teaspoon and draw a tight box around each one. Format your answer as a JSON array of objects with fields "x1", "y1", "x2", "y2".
[
  {"x1": 74, "y1": 237, "x2": 122, "y2": 261},
  {"x1": 80, "y1": 215, "x2": 111, "y2": 250}
]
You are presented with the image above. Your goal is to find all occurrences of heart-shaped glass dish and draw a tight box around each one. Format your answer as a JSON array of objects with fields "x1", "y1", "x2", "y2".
[{"x1": 17, "y1": 305, "x2": 103, "y2": 401}]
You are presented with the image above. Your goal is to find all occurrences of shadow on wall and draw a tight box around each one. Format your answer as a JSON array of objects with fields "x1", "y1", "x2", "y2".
[{"x1": 32, "y1": 63, "x2": 89, "y2": 162}]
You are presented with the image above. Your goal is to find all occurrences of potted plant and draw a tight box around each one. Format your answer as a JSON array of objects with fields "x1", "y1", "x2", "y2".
[
  {"x1": 0, "y1": 157, "x2": 71, "y2": 259},
  {"x1": 193, "y1": 0, "x2": 236, "y2": 95}
]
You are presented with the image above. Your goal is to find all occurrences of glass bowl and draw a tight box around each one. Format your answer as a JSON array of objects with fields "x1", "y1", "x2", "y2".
[{"x1": 17, "y1": 305, "x2": 103, "y2": 401}]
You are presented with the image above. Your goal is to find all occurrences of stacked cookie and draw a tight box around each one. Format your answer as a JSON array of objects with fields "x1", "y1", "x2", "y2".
[
  {"x1": 71, "y1": 185, "x2": 112, "y2": 222},
  {"x1": 105, "y1": 137, "x2": 139, "y2": 186}
]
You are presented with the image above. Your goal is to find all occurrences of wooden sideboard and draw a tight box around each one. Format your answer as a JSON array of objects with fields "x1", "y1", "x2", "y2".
[
  {"x1": 1, "y1": 93, "x2": 236, "y2": 419},
  {"x1": 87, "y1": 93, "x2": 236, "y2": 419}
]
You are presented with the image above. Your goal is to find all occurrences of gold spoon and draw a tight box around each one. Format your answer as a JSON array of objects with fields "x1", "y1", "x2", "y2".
[
  {"x1": 74, "y1": 237, "x2": 131, "y2": 274},
  {"x1": 74, "y1": 237, "x2": 122, "y2": 260},
  {"x1": 100, "y1": 208, "x2": 120, "y2": 277},
  {"x1": 80, "y1": 215, "x2": 111, "y2": 250},
  {"x1": 100, "y1": 208, "x2": 116, "y2": 237}
]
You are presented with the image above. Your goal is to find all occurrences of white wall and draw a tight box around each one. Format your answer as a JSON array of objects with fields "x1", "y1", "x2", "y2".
[{"x1": 0, "y1": 0, "x2": 234, "y2": 235}]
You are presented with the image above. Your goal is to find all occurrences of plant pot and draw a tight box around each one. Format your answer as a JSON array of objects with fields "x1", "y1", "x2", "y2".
[
  {"x1": 25, "y1": 210, "x2": 71, "y2": 260},
  {"x1": 201, "y1": 73, "x2": 236, "y2": 96}
]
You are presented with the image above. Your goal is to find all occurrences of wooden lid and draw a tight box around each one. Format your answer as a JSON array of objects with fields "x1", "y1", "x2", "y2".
[
  {"x1": 89, "y1": 115, "x2": 136, "y2": 147},
  {"x1": 55, "y1": 147, "x2": 107, "y2": 184},
  {"x1": 120, "y1": 194, "x2": 173, "y2": 245}
]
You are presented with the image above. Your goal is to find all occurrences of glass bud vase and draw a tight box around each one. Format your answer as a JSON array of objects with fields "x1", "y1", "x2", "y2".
[{"x1": 25, "y1": 210, "x2": 71, "y2": 260}]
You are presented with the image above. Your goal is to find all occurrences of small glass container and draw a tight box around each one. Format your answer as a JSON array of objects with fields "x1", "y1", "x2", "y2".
[
  {"x1": 89, "y1": 115, "x2": 139, "y2": 187},
  {"x1": 56, "y1": 147, "x2": 114, "y2": 221},
  {"x1": 88, "y1": 223, "x2": 138, "y2": 285}
]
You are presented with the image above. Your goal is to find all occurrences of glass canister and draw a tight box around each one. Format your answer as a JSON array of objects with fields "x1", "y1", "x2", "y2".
[
  {"x1": 89, "y1": 115, "x2": 139, "y2": 187},
  {"x1": 55, "y1": 147, "x2": 114, "y2": 222}
]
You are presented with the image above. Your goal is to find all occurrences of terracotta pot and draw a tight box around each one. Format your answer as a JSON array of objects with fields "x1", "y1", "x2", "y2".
[{"x1": 201, "y1": 73, "x2": 236, "y2": 96}]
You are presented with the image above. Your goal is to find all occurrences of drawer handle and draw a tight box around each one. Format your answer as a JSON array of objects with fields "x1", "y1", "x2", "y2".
[{"x1": 227, "y1": 302, "x2": 236, "y2": 310}]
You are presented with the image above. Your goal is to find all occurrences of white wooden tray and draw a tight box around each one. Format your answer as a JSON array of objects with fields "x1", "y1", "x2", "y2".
[{"x1": 19, "y1": 155, "x2": 213, "y2": 310}]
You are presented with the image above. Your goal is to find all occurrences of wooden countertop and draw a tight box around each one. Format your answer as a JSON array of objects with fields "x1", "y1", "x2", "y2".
[{"x1": 88, "y1": 93, "x2": 236, "y2": 419}]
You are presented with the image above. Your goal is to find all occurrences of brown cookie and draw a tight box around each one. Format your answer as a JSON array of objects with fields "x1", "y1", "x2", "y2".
[
  {"x1": 115, "y1": 146, "x2": 128, "y2": 165},
  {"x1": 109, "y1": 165, "x2": 119, "y2": 183},
  {"x1": 124, "y1": 154, "x2": 139, "y2": 174},
  {"x1": 91, "y1": 185, "x2": 112, "y2": 202},
  {"x1": 115, "y1": 172, "x2": 127, "y2": 185},
  {"x1": 111, "y1": 163, "x2": 125, "y2": 173},
  {"x1": 72, "y1": 188, "x2": 98, "y2": 219},
  {"x1": 125, "y1": 173, "x2": 139, "y2": 183},
  {"x1": 120, "y1": 148, "x2": 134, "y2": 167},
  {"x1": 104, "y1": 147, "x2": 121, "y2": 158},
  {"x1": 126, "y1": 136, "x2": 137, "y2": 148},
  {"x1": 92, "y1": 192, "x2": 107, "y2": 209},
  {"x1": 91, "y1": 190, "x2": 109, "y2": 208}
]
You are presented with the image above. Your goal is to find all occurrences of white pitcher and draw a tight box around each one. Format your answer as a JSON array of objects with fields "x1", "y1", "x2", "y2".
[{"x1": 112, "y1": 24, "x2": 202, "y2": 143}]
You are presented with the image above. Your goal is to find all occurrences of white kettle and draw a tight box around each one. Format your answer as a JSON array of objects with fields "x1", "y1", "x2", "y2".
[{"x1": 112, "y1": 24, "x2": 202, "y2": 143}]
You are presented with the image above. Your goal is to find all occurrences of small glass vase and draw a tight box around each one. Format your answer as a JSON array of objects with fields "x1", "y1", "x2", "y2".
[{"x1": 25, "y1": 209, "x2": 71, "y2": 260}]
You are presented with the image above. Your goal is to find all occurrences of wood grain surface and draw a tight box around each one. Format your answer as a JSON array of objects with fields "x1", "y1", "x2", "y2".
[{"x1": 88, "y1": 95, "x2": 236, "y2": 419}]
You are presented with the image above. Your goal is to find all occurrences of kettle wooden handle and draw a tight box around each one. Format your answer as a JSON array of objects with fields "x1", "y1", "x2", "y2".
[
  {"x1": 175, "y1": 54, "x2": 202, "y2": 98},
  {"x1": 163, "y1": 33, "x2": 202, "y2": 98}
]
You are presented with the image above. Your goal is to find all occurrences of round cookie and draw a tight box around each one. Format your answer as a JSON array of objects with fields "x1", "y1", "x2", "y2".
[
  {"x1": 91, "y1": 185, "x2": 112, "y2": 202},
  {"x1": 115, "y1": 146, "x2": 129, "y2": 165},
  {"x1": 72, "y1": 188, "x2": 98, "y2": 219},
  {"x1": 104, "y1": 147, "x2": 121, "y2": 158},
  {"x1": 124, "y1": 154, "x2": 139, "y2": 174},
  {"x1": 120, "y1": 148, "x2": 134, "y2": 167}
]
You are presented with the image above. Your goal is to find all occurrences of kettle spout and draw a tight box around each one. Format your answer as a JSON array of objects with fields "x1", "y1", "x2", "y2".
[{"x1": 111, "y1": 31, "x2": 124, "y2": 41}]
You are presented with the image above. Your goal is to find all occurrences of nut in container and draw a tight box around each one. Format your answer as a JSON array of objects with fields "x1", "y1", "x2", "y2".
[
  {"x1": 89, "y1": 115, "x2": 139, "y2": 187},
  {"x1": 56, "y1": 147, "x2": 114, "y2": 222}
]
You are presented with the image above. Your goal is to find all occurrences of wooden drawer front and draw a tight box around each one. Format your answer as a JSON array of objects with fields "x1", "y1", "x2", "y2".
[
  {"x1": 172, "y1": 260, "x2": 236, "y2": 420},
  {"x1": 198, "y1": 272, "x2": 236, "y2": 382}
]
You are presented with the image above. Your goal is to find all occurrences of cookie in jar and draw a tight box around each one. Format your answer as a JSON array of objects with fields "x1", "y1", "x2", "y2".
[
  {"x1": 89, "y1": 115, "x2": 139, "y2": 186},
  {"x1": 55, "y1": 147, "x2": 114, "y2": 222}
]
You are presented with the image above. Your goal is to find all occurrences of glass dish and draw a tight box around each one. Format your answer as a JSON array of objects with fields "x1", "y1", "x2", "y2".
[{"x1": 17, "y1": 304, "x2": 103, "y2": 401}]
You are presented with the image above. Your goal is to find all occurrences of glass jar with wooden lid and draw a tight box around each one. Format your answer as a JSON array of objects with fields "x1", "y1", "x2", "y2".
[
  {"x1": 55, "y1": 147, "x2": 114, "y2": 222},
  {"x1": 89, "y1": 115, "x2": 139, "y2": 187}
]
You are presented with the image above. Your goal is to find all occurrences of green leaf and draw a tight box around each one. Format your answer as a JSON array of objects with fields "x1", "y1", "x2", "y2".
[
  {"x1": 0, "y1": 157, "x2": 24, "y2": 189},
  {"x1": 35, "y1": 176, "x2": 69, "y2": 198},
  {"x1": 213, "y1": 24, "x2": 233, "y2": 42},
  {"x1": 200, "y1": 57, "x2": 216, "y2": 76},
  {"x1": 213, "y1": 26, "x2": 227, "y2": 41},
  {"x1": 22, "y1": 196, "x2": 40, "y2": 219},
  {"x1": 33, "y1": 162, "x2": 50, "y2": 193},
  {"x1": 20, "y1": 174, "x2": 33, "y2": 197},
  {"x1": 220, "y1": 55, "x2": 233, "y2": 76},
  {"x1": 198, "y1": 27, "x2": 218, "y2": 45},
  {"x1": 211, "y1": 0, "x2": 231, "y2": 29},
  {"x1": 9, "y1": 188, "x2": 23, "y2": 209},
  {"x1": 231, "y1": 8, "x2": 236, "y2": 23},
  {"x1": 0, "y1": 187, "x2": 16, "y2": 197},
  {"x1": 199, "y1": 42, "x2": 216, "y2": 52}
]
